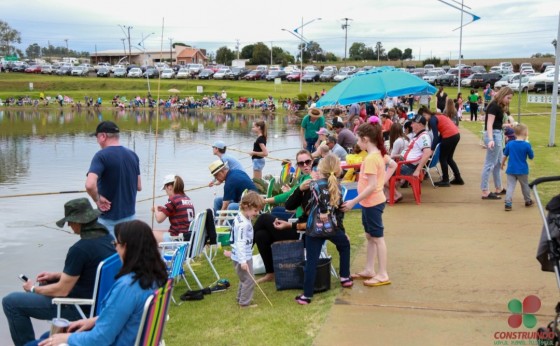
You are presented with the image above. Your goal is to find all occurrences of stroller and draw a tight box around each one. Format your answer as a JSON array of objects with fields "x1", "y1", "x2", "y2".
[{"x1": 533, "y1": 176, "x2": 560, "y2": 345}]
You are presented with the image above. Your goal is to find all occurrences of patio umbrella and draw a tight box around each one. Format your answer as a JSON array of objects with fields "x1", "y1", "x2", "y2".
[
  {"x1": 168, "y1": 88, "x2": 180, "y2": 93},
  {"x1": 316, "y1": 67, "x2": 437, "y2": 107}
]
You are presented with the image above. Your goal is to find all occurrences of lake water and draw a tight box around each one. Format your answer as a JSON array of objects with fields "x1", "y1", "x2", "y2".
[{"x1": 0, "y1": 107, "x2": 302, "y2": 344}]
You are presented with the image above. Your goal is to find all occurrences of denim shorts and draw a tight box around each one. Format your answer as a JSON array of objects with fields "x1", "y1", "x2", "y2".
[
  {"x1": 361, "y1": 203, "x2": 385, "y2": 237},
  {"x1": 253, "y1": 158, "x2": 266, "y2": 171}
]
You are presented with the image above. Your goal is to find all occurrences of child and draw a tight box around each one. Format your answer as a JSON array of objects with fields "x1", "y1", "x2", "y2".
[
  {"x1": 501, "y1": 124, "x2": 534, "y2": 211},
  {"x1": 250, "y1": 120, "x2": 268, "y2": 179},
  {"x1": 343, "y1": 122, "x2": 397, "y2": 287},
  {"x1": 152, "y1": 174, "x2": 196, "y2": 242},
  {"x1": 231, "y1": 191, "x2": 265, "y2": 307}
]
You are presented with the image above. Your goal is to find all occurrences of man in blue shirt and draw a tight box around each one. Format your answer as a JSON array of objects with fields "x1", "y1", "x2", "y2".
[{"x1": 209, "y1": 160, "x2": 257, "y2": 213}]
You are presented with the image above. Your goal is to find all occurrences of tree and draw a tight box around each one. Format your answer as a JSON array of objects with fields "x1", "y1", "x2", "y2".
[
  {"x1": 306, "y1": 41, "x2": 323, "y2": 62},
  {"x1": 272, "y1": 46, "x2": 294, "y2": 65},
  {"x1": 374, "y1": 42, "x2": 386, "y2": 61},
  {"x1": 215, "y1": 46, "x2": 234, "y2": 65},
  {"x1": 349, "y1": 42, "x2": 366, "y2": 60},
  {"x1": 387, "y1": 48, "x2": 403, "y2": 61},
  {"x1": 250, "y1": 42, "x2": 271, "y2": 65},
  {"x1": 402, "y1": 48, "x2": 413, "y2": 60},
  {"x1": 0, "y1": 21, "x2": 21, "y2": 56},
  {"x1": 26, "y1": 43, "x2": 41, "y2": 59},
  {"x1": 423, "y1": 57, "x2": 441, "y2": 66},
  {"x1": 240, "y1": 44, "x2": 254, "y2": 60},
  {"x1": 325, "y1": 52, "x2": 338, "y2": 62},
  {"x1": 363, "y1": 47, "x2": 375, "y2": 60}
]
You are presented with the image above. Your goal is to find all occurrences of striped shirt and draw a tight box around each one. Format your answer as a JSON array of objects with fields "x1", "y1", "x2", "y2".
[{"x1": 160, "y1": 194, "x2": 195, "y2": 236}]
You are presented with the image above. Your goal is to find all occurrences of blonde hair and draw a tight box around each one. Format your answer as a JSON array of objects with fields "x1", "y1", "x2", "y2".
[
  {"x1": 240, "y1": 191, "x2": 265, "y2": 211},
  {"x1": 317, "y1": 154, "x2": 342, "y2": 208},
  {"x1": 492, "y1": 87, "x2": 514, "y2": 113},
  {"x1": 514, "y1": 123, "x2": 528, "y2": 137},
  {"x1": 318, "y1": 144, "x2": 330, "y2": 156}
]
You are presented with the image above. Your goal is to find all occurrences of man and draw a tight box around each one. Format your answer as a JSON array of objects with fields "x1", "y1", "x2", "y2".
[
  {"x1": 300, "y1": 107, "x2": 325, "y2": 152},
  {"x1": 85, "y1": 121, "x2": 141, "y2": 237},
  {"x1": 399, "y1": 114, "x2": 433, "y2": 178},
  {"x1": 2, "y1": 198, "x2": 115, "y2": 346},
  {"x1": 210, "y1": 160, "x2": 257, "y2": 213},
  {"x1": 326, "y1": 135, "x2": 348, "y2": 161},
  {"x1": 483, "y1": 83, "x2": 493, "y2": 113},
  {"x1": 346, "y1": 102, "x2": 360, "y2": 124},
  {"x1": 332, "y1": 121, "x2": 357, "y2": 151}
]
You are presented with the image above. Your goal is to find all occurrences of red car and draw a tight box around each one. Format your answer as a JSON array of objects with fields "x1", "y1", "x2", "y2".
[
  {"x1": 244, "y1": 70, "x2": 264, "y2": 80},
  {"x1": 286, "y1": 72, "x2": 302, "y2": 82},
  {"x1": 25, "y1": 65, "x2": 42, "y2": 73}
]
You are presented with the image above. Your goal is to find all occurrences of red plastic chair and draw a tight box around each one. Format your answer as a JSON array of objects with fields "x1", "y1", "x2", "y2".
[{"x1": 388, "y1": 160, "x2": 424, "y2": 205}]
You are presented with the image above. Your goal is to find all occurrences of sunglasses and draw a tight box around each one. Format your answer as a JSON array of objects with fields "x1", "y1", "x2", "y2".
[{"x1": 297, "y1": 159, "x2": 313, "y2": 167}]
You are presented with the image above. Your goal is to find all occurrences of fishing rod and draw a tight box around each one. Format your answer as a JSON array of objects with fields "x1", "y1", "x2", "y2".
[
  {"x1": 189, "y1": 139, "x2": 287, "y2": 162},
  {"x1": 0, "y1": 190, "x2": 86, "y2": 199},
  {"x1": 137, "y1": 183, "x2": 209, "y2": 203}
]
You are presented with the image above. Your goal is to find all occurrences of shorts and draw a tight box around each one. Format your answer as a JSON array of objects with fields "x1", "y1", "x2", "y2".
[
  {"x1": 163, "y1": 231, "x2": 191, "y2": 242},
  {"x1": 361, "y1": 203, "x2": 385, "y2": 237},
  {"x1": 252, "y1": 158, "x2": 266, "y2": 171}
]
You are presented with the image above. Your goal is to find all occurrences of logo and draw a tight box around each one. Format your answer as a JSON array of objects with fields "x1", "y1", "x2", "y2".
[{"x1": 507, "y1": 295, "x2": 541, "y2": 328}]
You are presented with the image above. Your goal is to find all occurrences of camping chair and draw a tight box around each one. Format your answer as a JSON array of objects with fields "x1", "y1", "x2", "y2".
[
  {"x1": 388, "y1": 159, "x2": 424, "y2": 205},
  {"x1": 134, "y1": 278, "x2": 174, "y2": 346},
  {"x1": 52, "y1": 253, "x2": 122, "y2": 319},
  {"x1": 159, "y1": 242, "x2": 189, "y2": 305},
  {"x1": 423, "y1": 143, "x2": 442, "y2": 187},
  {"x1": 263, "y1": 177, "x2": 276, "y2": 213}
]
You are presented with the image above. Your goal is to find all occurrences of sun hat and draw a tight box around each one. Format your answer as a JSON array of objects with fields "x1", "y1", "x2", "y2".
[
  {"x1": 56, "y1": 198, "x2": 101, "y2": 228},
  {"x1": 208, "y1": 160, "x2": 226, "y2": 175},
  {"x1": 308, "y1": 107, "x2": 323, "y2": 118},
  {"x1": 160, "y1": 174, "x2": 176, "y2": 190},
  {"x1": 213, "y1": 140, "x2": 226, "y2": 150},
  {"x1": 316, "y1": 128, "x2": 330, "y2": 135},
  {"x1": 91, "y1": 121, "x2": 119, "y2": 136}
]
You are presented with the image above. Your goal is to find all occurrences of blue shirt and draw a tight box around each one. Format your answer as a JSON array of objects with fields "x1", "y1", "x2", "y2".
[
  {"x1": 221, "y1": 153, "x2": 243, "y2": 171},
  {"x1": 68, "y1": 273, "x2": 156, "y2": 346},
  {"x1": 504, "y1": 140, "x2": 534, "y2": 175},
  {"x1": 223, "y1": 169, "x2": 257, "y2": 203}
]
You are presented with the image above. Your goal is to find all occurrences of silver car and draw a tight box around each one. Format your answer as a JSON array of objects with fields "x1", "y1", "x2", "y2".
[{"x1": 127, "y1": 67, "x2": 143, "y2": 78}]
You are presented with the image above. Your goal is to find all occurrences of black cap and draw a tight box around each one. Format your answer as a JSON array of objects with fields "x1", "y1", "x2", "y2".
[
  {"x1": 91, "y1": 121, "x2": 120, "y2": 136},
  {"x1": 412, "y1": 114, "x2": 427, "y2": 126},
  {"x1": 333, "y1": 121, "x2": 344, "y2": 129}
]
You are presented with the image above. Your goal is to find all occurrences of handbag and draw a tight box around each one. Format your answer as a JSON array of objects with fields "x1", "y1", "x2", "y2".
[
  {"x1": 305, "y1": 180, "x2": 338, "y2": 238},
  {"x1": 271, "y1": 240, "x2": 304, "y2": 290}
]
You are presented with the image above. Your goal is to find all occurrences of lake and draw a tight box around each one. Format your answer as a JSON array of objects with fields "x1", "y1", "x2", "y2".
[{"x1": 0, "y1": 107, "x2": 302, "y2": 344}]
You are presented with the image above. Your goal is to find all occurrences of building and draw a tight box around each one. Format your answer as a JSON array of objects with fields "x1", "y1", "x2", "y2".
[
  {"x1": 175, "y1": 46, "x2": 207, "y2": 65},
  {"x1": 90, "y1": 45, "x2": 207, "y2": 66}
]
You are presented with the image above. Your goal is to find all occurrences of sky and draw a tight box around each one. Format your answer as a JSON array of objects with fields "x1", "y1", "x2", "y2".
[{"x1": 1, "y1": 0, "x2": 559, "y2": 61}]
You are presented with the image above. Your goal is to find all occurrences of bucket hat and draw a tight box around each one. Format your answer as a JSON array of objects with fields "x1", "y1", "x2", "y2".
[{"x1": 56, "y1": 198, "x2": 101, "y2": 228}]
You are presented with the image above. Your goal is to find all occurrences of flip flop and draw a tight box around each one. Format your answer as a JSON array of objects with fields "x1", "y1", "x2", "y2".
[
  {"x1": 363, "y1": 279, "x2": 392, "y2": 287},
  {"x1": 496, "y1": 188, "x2": 507, "y2": 195},
  {"x1": 350, "y1": 272, "x2": 374, "y2": 280},
  {"x1": 481, "y1": 192, "x2": 501, "y2": 200}
]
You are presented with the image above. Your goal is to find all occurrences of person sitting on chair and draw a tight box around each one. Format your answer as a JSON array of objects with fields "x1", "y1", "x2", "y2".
[
  {"x1": 397, "y1": 114, "x2": 432, "y2": 178},
  {"x1": 2, "y1": 198, "x2": 115, "y2": 346},
  {"x1": 31, "y1": 220, "x2": 168, "y2": 346}
]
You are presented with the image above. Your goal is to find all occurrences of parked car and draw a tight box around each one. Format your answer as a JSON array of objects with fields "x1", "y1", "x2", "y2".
[
  {"x1": 323, "y1": 66, "x2": 338, "y2": 74},
  {"x1": 471, "y1": 66, "x2": 486, "y2": 73},
  {"x1": 96, "y1": 67, "x2": 111, "y2": 77},
  {"x1": 528, "y1": 70, "x2": 556, "y2": 91},
  {"x1": 196, "y1": 69, "x2": 213, "y2": 79},
  {"x1": 534, "y1": 80, "x2": 560, "y2": 93},
  {"x1": 283, "y1": 65, "x2": 300, "y2": 74},
  {"x1": 213, "y1": 68, "x2": 231, "y2": 80},
  {"x1": 301, "y1": 71, "x2": 321, "y2": 82},
  {"x1": 127, "y1": 67, "x2": 143, "y2": 78},
  {"x1": 160, "y1": 68, "x2": 175, "y2": 79},
  {"x1": 94, "y1": 62, "x2": 111, "y2": 72},
  {"x1": 143, "y1": 67, "x2": 159, "y2": 78},
  {"x1": 176, "y1": 68, "x2": 191, "y2": 79},
  {"x1": 499, "y1": 62, "x2": 513, "y2": 72},
  {"x1": 520, "y1": 63, "x2": 533, "y2": 71},
  {"x1": 494, "y1": 74, "x2": 518, "y2": 89},
  {"x1": 435, "y1": 73, "x2": 458, "y2": 86},
  {"x1": 319, "y1": 70, "x2": 336, "y2": 82},
  {"x1": 80, "y1": 64, "x2": 94, "y2": 73},
  {"x1": 521, "y1": 67, "x2": 535, "y2": 74},
  {"x1": 333, "y1": 71, "x2": 351, "y2": 82},
  {"x1": 244, "y1": 70, "x2": 264, "y2": 80},
  {"x1": 226, "y1": 67, "x2": 249, "y2": 80},
  {"x1": 540, "y1": 62, "x2": 554, "y2": 73},
  {"x1": 111, "y1": 64, "x2": 125, "y2": 73},
  {"x1": 11, "y1": 63, "x2": 28, "y2": 72},
  {"x1": 286, "y1": 71, "x2": 302, "y2": 82},
  {"x1": 424, "y1": 64, "x2": 435, "y2": 70},
  {"x1": 509, "y1": 76, "x2": 530, "y2": 92},
  {"x1": 423, "y1": 70, "x2": 445, "y2": 84},
  {"x1": 25, "y1": 65, "x2": 42, "y2": 73},
  {"x1": 56, "y1": 66, "x2": 72, "y2": 76},
  {"x1": 71, "y1": 66, "x2": 88, "y2": 76},
  {"x1": 113, "y1": 67, "x2": 127, "y2": 78},
  {"x1": 470, "y1": 73, "x2": 502, "y2": 88},
  {"x1": 461, "y1": 74, "x2": 476, "y2": 87},
  {"x1": 39, "y1": 65, "x2": 53, "y2": 74},
  {"x1": 412, "y1": 68, "x2": 426, "y2": 78},
  {"x1": 189, "y1": 64, "x2": 204, "y2": 75},
  {"x1": 265, "y1": 70, "x2": 287, "y2": 81}
]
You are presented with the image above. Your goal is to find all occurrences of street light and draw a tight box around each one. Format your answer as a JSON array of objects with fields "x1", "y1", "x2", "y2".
[
  {"x1": 282, "y1": 17, "x2": 321, "y2": 93},
  {"x1": 118, "y1": 25, "x2": 133, "y2": 64},
  {"x1": 138, "y1": 32, "x2": 156, "y2": 95}
]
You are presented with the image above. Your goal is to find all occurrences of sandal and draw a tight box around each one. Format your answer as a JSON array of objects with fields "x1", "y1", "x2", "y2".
[
  {"x1": 481, "y1": 192, "x2": 501, "y2": 200},
  {"x1": 295, "y1": 294, "x2": 311, "y2": 305},
  {"x1": 496, "y1": 188, "x2": 506, "y2": 195},
  {"x1": 350, "y1": 272, "x2": 374, "y2": 280},
  {"x1": 340, "y1": 277, "x2": 354, "y2": 288}
]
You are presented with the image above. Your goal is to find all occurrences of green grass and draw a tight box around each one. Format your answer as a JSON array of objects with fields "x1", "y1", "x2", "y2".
[{"x1": 163, "y1": 212, "x2": 364, "y2": 346}]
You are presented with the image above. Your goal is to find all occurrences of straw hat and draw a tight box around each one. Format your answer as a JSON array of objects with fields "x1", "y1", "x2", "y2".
[
  {"x1": 308, "y1": 107, "x2": 323, "y2": 118},
  {"x1": 208, "y1": 160, "x2": 226, "y2": 175}
]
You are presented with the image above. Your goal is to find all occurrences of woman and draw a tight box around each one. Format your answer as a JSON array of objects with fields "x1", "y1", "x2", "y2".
[
  {"x1": 420, "y1": 107, "x2": 463, "y2": 186},
  {"x1": 250, "y1": 120, "x2": 268, "y2": 179},
  {"x1": 443, "y1": 98, "x2": 459, "y2": 126},
  {"x1": 436, "y1": 86, "x2": 447, "y2": 113},
  {"x1": 480, "y1": 87, "x2": 513, "y2": 200},
  {"x1": 468, "y1": 89, "x2": 479, "y2": 122},
  {"x1": 388, "y1": 123, "x2": 409, "y2": 160},
  {"x1": 36, "y1": 220, "x2": 168, "y2": 346}
]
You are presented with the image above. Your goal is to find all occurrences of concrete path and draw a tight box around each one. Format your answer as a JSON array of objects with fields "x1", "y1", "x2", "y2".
[{"x1": 315, "y1": 128, "x2": 558, "y2": 345}]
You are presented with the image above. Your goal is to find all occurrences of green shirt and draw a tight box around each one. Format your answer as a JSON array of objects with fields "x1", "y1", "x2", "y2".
[
  {"x1": 301, "y1": 115, "x2": 325, "y2": 139},
  {"x1": 468, "y1": 94, "x2": 479, "y2": 103},
  {"x1": 273, "y1": 174, "x2": 311, "y2": 217}
]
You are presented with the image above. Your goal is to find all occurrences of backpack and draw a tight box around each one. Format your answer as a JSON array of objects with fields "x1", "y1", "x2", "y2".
[{"x1": 305, "y1": 179, "x2": 339, "y2": 238}]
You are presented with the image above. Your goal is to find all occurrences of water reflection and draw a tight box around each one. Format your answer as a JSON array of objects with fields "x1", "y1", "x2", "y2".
[{"x1": 0, "y1": 138, "x2": 30, "y2": 184}]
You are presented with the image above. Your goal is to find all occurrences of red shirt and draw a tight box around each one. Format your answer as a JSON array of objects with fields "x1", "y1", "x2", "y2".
[{"x1": 160, "y1": 194, "x2": 195, "y2": 235}]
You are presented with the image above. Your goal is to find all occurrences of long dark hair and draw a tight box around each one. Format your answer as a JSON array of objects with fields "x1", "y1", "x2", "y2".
[
  {"x1": 388, "y1": 123, "x2": 407, "y2": 151},
  {"x1": 356, "y1": 122, "x2": 386, "y2": 156},
  {"x1": 114, "y1": 220, "x2": 168, "y2": 289}
]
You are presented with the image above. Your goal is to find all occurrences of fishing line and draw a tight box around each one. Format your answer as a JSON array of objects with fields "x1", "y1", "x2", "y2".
[{"x1": 0, "y1": 190, "x2": 86, "y2": 199}]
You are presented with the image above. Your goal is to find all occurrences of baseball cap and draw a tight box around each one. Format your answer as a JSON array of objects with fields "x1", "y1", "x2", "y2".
[
  {"x1": 412, "y1": 114, "x2": 427, "y2": 125},
  {"x1": 213, "y1": 140, "x2": 226, "y2": 149},
  {"x1": 91, "y1": 121, "x2": 119, "y2": 136},
  {"x1": 316, "y1": 128, "x2": 330, "y2": 135},
  {"x1": 160, "y1": 174, "x2": 176, "y2": 191}
]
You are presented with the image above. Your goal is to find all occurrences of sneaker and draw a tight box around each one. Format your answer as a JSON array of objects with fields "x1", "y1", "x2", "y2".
[
  {"x1": 450, "y1": 177, "x2": 465, "y2": 185},
  {"x1": 434, "y1": 180, "x2": 450, "y2": 187},
  {"x1": 525, "y1": 200, "x2": 534, "y2": 207},
  {"x1": 295, "y1": 294, "x2": 311, "y2": 305},
  {"x1": 505, "y1": 204, "x2": 512, "y2": 211}
]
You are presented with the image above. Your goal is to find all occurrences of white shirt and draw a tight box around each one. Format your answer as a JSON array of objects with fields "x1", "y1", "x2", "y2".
[
  {"x1": 231, "y1": 212, "x2": 253, "y2": 264},
  {"x1": 401, "y1": 130, "x2": 431, "y2": 162}
]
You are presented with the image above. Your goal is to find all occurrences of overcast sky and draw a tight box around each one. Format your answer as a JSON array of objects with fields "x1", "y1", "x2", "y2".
[{"x1": 1, "y1": 0, "x2": 559, "y2": 61}]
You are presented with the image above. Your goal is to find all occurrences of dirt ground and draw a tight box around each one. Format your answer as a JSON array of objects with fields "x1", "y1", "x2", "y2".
[{"x1": 315, "y1": 127, "x2": 559, "y2": 346}]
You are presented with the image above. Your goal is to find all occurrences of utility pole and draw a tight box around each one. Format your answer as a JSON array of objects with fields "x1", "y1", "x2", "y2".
[
  {"x1": 64, "y1": 39, "x2": 69, "y2": 55},
  {"x1": 235, "y1": 39, "x2": 240, "y2": 60},
  {"x1": 377, "y1": 41, "x2": 381, "y2": 62},
  {"x1": 169, "y1": 38, "x2": 173, "y2": 65},
  {"x1": 118, "y1": 25, "x2": 133, "y2": 64},
  {"x1": 341, "y1": 18, "x2": 352, "y2": 66},
  {"x1": 121, "y1": 38, "x2": 126, "y2": 57},
  {"x1": 270, "y1": 41, "x2": 273, "y2": 65}
]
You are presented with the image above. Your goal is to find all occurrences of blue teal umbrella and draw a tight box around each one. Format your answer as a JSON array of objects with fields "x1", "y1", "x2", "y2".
[{"x1": 316, "y1": 67, "x2": 437, "y2": 107}]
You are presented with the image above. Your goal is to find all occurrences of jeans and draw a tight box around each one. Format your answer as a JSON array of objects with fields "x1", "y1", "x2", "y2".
[
  {"x1": 505, "y1": 174, "x2": 532, "y2": 205},
  {"x1": 439, "y1": 133, "x2": 461, "y2": 181},
  {"x1": 480, "y1": 130, "x2": 503, "y2": 191},
  {"x1": 2, "y1": 292, "x2": 82, "y2": 346},
  {"x1": 98, "y1": 214, "x2": 135, "y2": 239},
  {"x1": 303, "y1": 231, "x2": 351, "y2": 298},
  {"x1": 213, "y1": 196, "x2": 239, "y2": 214},
  {"x1": 305, "y1": 137, "x2": 318, "y2": 153}
]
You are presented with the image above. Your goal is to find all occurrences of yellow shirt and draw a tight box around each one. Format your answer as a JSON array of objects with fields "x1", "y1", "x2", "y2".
[
  {"x1": 357, "y1": 152, "x2": 387, "y2": 207},
  {"x1": 342, "y1": 151, "x2": 367, "y2": 182}
]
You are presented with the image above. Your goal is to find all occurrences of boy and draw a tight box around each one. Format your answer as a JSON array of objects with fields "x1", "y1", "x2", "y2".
[
  {"x1": 501, "y1": 124, "x2": 534, "y2": 211},
  {"x1": 231, "y1": 191, "x2": 265, "y2": 307}
]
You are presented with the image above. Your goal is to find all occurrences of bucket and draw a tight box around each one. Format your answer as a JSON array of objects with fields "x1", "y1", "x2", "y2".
[
  {"x1": 299, "y1": 258, "x2": 332, "y2": 293},
  {"x1": 217, "y1": 232, "x2": 230, "y2": 246}
]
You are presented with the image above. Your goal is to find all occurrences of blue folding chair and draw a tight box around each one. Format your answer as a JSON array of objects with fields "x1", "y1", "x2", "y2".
[{"x1": 424, "y1": 143, "x2": 442, "y2": 187}]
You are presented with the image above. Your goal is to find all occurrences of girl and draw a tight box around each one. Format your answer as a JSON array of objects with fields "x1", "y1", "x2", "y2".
[
  {"x1": 456, "y1": 92, "x2": 463, "y2": 122},
  {"x1": 274, "y1": 154, "x2": 352, "y2": 305},
  {"x1": 152, "y1": 174, "x2": 196, "y2": 242},
  {"x1": 468, "y1": 89, "x2": 479, "y2": 122},
  {"x1": 481, "y1": 87, "x2": 513, "y2": 200},
  {"x1": 443, "y1": 98, "x2": 459, "y2": 126},
  {"x1": 342, "y1": 122, "x2": 397, "y2": 287},
  {"x1": 37, "y1": 220, "x2": 168, "y2": 346},
  {"x1": 388, "y1": 122, "x2": 409, "y2": 160},
  {"x1": 250, "y1": 120, "x2": 268, "y2": 179}
]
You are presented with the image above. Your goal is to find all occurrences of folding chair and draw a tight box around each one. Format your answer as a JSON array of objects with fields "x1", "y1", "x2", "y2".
[
  {"x1": 210, "y1": 209, "x2": 238, "y2": 259},
  {"x1": 262, "y1": 177, "x2": 276, "y2": 213},
  {"x1": 52, "y1": 253, "x2": 122, "y2": 319},
  {"x1": 388, "y1": 159, "x2": 424, "y2": 205},
  {"x1": 423, "y1": 143, "x2": 442, "y2": 187},
  {"x1": 159, "y1": 242, "x2": 189, "y2": 305},
  {"x1": 135, "y1": 279, "x2": 174, "y2": 346}
]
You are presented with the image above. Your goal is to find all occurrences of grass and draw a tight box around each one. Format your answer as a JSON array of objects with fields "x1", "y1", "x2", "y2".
[{"x1": 163, "y1": 212, "x2": 364, "y2": 346}]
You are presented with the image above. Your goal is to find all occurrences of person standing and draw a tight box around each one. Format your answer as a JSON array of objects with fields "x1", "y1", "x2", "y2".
[
  {"x1": 436, "y1": 86, "x2": 447, "y2": 113},
  {"x1": 501, "y1": 124, "x2": 534, "y2": 211},
  {"x1": 481, "y1": 87, "x2": 513, "y2": 200},
  {"x1": 86, "y1": 121, "x2": 141, "y2": 237},
  {"x1": 483, "y1": 83, "x2": 493, "y2": 113},
  {"x1": 250, "y1": 120, "x2": 268, "y2": 179},
  {"x1": 468, "y1": 89, "x2": 479, "y2": 122},
  {"x1": 300, "y1": 108, "x2": 325, "y2": 152}
]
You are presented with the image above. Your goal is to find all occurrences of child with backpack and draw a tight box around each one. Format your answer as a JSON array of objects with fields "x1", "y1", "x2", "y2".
[{"x1": 501, "y1": 124, "x2": 534, "y2": 211}]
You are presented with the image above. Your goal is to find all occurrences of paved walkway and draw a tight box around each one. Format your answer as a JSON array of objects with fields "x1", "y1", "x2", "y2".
[{"x1": 315, "y1": 128, "x2": 558, "y2": 345}]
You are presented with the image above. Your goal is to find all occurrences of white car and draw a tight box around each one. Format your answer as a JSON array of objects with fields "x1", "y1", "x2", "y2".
[
  {"x1": 333, "y1": 71, "x2": 350, "y2": 82},
  {"x1": 528, "y1": 70, "x2": 556, "y2": 91},
  {"x1": 160, "y1": 68, "x2": 175, "y2": 79},
  {"x1": 461, "y1": 74, "x2": 475, "y2": 86},
  {"x1": 127, "y1": 67, "x2": 143, "y2": 78},
  {"x1": 176, "y1": 68, "x2": 190, "y2": 79},
  {"x1": 422, "y1": 70, "x2": 444, "y2": 84},
  {"x1": 520, "y1": 63, "x2": 533, "y2": 70},
  {"x1": 111, "y1": 64, "x2": 125, "y2": 73},
  {"x1": 188, "y1": 64, "x2": 204, "y2": 75},
  {"x1": 494, "y1": 74, "x2": 518, "y2": 89},
  {"x1": 213, "y1": 68, "x2": 231, "y2": 80},
  {"x1": 509, "y1": 77, "x2": 530, "y2": 92}
]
